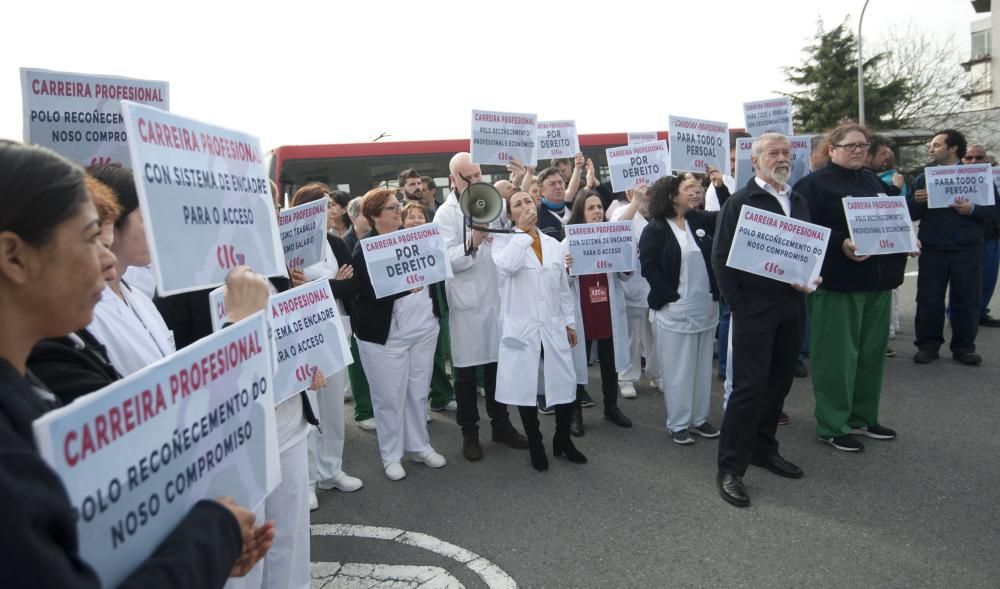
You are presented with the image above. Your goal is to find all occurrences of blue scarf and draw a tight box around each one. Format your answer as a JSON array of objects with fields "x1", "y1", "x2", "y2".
[{"x1": 541, "y1": 199, "x2": 565, "y2": 212}]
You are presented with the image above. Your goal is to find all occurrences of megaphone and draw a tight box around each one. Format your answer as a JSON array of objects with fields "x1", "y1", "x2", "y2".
[{"x1": 459, "y1": 182, "x2": 504, "y2": 225}]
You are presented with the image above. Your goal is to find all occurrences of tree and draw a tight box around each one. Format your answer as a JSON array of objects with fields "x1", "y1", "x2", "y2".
[{"x1": 783, "y1": 21, "x2": 909, "y2": 132}]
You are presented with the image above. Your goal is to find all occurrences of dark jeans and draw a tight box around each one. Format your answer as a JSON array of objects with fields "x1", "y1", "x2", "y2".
[
  {"x1": 582, "y1": 337, "x2": 618, "y2": 411},
  {"x1": 718, "y1": 302, "x2": 731, "y2": 378},
  {"x1": 915, "y1": 248, "x2": 982, "y2": 354},
  {"x1": 718, "y1": 297, "x2": 804, "y2": 476},
  {"x1": 981, "y1": 239, "x2": 999, "y2": 318},
  {"x1": 455, "y1": 362, "x2": 509, "y2": 437}
]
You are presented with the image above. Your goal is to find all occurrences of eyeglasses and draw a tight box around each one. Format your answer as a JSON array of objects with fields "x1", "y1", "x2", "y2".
[
  {"x1": 382, "y1": 203, "x2": 402, "y2": 212},
  {"x1": 833, "y1": 142, "x2": 870, "y2": 152}
]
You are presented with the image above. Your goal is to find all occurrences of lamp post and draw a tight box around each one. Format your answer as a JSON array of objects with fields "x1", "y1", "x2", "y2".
[{"x1": 858, "y1": 0, "x2": 871, "y2": 126}]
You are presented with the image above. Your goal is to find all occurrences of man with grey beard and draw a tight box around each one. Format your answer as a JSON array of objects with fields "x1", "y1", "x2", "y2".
[{"x1": 711, "y1": 133, "x2": 815, "y2": 508}]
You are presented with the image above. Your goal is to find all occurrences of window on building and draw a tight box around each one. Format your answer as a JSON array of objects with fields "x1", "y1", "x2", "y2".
[{"x1": 971, "y1": 29, "x2": 991, "y2": 59}]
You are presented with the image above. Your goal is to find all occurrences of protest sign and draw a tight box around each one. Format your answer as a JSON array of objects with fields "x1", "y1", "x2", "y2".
[
  {"x1": 734, "y1": 137, "x2": 755, "y2": 188},
  {"x1": 20, "y1": 68, "x2": 169, "y2": 168},
  {"x1": 279, "y1": 199, "x2": 328, "y2": 270},
  {"x1": 992, "y1": 167, "x2": 1000, "y2": 195},
  {"x1": 842, "y1": 196, "x2": 917, "y2": 256},
  {"x1": 121, "y1": 102, "x2": 286, "y2": 296},
  {"x1": 925, "y1": 163, "x2": 994, "y2": 208},
  {"x1": 566, "y1": 222, "x2": 635, "y2": 276},
  {"x1": 360, "y1": 223, "x2": 453, "y2": 298},
  {"x1": 726, "y1": 207, "x2": 830, "y2": 286},
  {"x1": 743, "y1": 97, "x2": 793, "y2": 137},
  {"x1": 627, "y1": 132, "x2": 658, "y2": 145},
  {"x1": 268, "y1": 281, "x2": 352, "y2": 404},
  {"x1": 471, "y1": 109, "x2": 538, "y2": 166},
  {"x1": 668, "y1": 115, "x2": 730, "y2": 174},
  {"x1": 33, "y1": 313, "x2": 280, "y2": 589},
  {"x1": 208, "y1": 286, "x2": 227, "y2": 332},
  {"x1": 733, "y1": 135, "x2": 813, "y2": 189},
  {"x1": 536, "y1": 120, "x2": 579, "y2": 159},
  {"x1": 606, "y1": 140, "x2": 670, "y2": 193}
]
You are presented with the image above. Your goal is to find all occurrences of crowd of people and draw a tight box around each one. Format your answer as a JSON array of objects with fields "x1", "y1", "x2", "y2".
[{"x1": 1, "y1": 121, "x2": 998, "y2": 586}]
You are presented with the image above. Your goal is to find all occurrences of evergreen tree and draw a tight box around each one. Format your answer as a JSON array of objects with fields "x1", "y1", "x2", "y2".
[{"x1": 784, "y1": 21, "x2": 909, "y2": 131}]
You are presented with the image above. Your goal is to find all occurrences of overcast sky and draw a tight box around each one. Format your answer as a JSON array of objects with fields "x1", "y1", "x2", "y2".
[{"x1": 1, "y1": 0, "x2": 982, "y2": 151}]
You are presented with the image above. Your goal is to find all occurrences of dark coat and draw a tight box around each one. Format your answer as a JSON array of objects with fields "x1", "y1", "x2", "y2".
[{"x1": 639, "y1": 211, "x2": 720, "y2": 310}]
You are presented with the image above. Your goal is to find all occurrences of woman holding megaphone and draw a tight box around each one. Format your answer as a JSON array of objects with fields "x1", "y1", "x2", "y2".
[{"x1": 492, "y1": 191, "x2": 586, "y2": 471}]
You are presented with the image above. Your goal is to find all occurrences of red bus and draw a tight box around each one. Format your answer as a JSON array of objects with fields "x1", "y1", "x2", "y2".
[{"x1": 267, "y1": 132, "x2": 668, "y2": 202}]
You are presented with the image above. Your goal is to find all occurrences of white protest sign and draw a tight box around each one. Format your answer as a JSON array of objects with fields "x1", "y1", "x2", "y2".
[
  {"x1": 566, "y1": 222, "x2": 636, "y2": 276},
  {"x1": 992, "y1": 167, "x2": 1000, "y2": 195},
  {"x1": 627, "y1": 132, "x2": 658, "y2": 145},
  {"x1": 208, "y1": 286, "x2": 227, "y2": 333},
  {"x1": 606, "y1": 141, "x2": 670, "y2": 193},
  {"x1": 536, "y1": 120, "x2": 579, "y2": 159},
  {"x1": 734, "y1": 135, "x2": 813, "y2": 190},
  {"x1": 743, "y1": 97, "x2": 793, "y2": 137},
  {"x1": 735, "y1": 137, "x2": 755, "y2": 189},
  {"x1": 471, "y1": 109, "x2": 538, "y2": 166},
  {"x1": 20, "y1": 68, "x2": 169, "y2": 168},
  {"x1": 32, "y1": 313, "x2": 279, "y2": 589},
  {"x1": 925, "y1": 163, "x2": 994, "y2": 208},
  {"x1": 279, "y1": 199, "x2": 328, "y2": 270},
  {"x1": 269, "y1": 281, "x2": 352, "y2": 404},
  {"x1": 360, "y1": 223, "x2": 453, "y2": 298},
  {"x1": 668, "y1": 115, "x2": 730, "y2": 175},
  {"x1": 121, "y1": 102, "x2": 286, "y2": 296},
  {"x1": 843, "y1": 196, "x2": 917, "y2": 256},
  {"x1": 726, "y1": 206, "x2": 830, "y2": 286}
]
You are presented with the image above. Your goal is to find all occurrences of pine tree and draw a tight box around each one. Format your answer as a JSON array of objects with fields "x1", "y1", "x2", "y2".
[{"x1": 784, "y1": 21, "x2": 909, "y2": 131}]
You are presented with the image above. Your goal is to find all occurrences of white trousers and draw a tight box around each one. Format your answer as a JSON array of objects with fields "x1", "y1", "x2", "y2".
[
  {"x1": 657, "y1": 325, "x2": 713, "y2": 432},
  {"x1": 306, "y1": 367, "x2": 348, "y2": 485},
  {"x1": 618, "y1": 307, "x2": 659, "y2": 384},
  {"x1": 225, "y1": 434, "x2": 311, "y2": 589},
  {"x1": 357, "y1": 324, "x2": 439, "y2": 465}
]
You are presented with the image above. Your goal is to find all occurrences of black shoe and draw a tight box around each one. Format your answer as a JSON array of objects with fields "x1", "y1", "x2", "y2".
[
  {"x1": 528, "y1": 438, "x2": 548, "y2": 472},
  {"x1": 579, "y1": 389, "x2": 595, "y2": 408},
  {"x1": 777, "y1": 412, "x2": 790, "y2": 426},
  {"x1": 570, "y1": 407, "x2": 584, "y2": 437},
  {"x1": 819, "y1": 434, "x2": 864, "y2": 452},
  {"x1": 851, "y1": 424, "x2": 897, "y2": 440},
  {"x1": 604, "y1": 407, "x2": 632, "y2": 428},
  {"x1": 716, "y1": 472, "x2": 749, "y2": 508},
  {"x1": 553, "y1": 436, "x2": 587, "y2": 463},
  {"x1": 794, "y1": 359, "x2": 808, "y2": 378},
  {"x1": 953, "y1": 351, "x2": 983, "y2": 366},
  {"x1": 492, "y1": 425, "x2": 529, "y2": 449},
  {"x1": 980, "y1": 315, "x2": 1000, "y2": 327},
  {"x1": 537, "y1": 398, "x2": 555, "y2": 415},
  {"x1": 751, "y1": 453, "x2": 804, "y2": 479},
  {"x1": 462, "y1": 436, "x2": 483, "y2": 461},
  {"x1": 913, "y1": 349, "x2": 939, "y2": 364}
]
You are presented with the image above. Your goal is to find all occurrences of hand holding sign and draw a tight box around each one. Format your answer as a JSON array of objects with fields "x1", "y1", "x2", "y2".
[
  {"x1": 841, "y1": 239, "x2": 871, "y2": 262},
  {"x1": 225, "y1": 266, "x2": 270, "y2": 322},
  {"x1": 951, "y1": 200, "x2": 975, "y2": 215},
  {"x1": 218, "y1": 498, "x2": 274, "y2": 577}
]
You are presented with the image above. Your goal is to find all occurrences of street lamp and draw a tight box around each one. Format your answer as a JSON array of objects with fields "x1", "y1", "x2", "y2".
[{"x1": 858, "y1": 0, "x2": 871, "y2": 126}]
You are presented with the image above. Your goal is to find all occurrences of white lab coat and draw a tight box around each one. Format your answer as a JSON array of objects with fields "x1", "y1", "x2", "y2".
[
  {"x1": 492, "y1": 231, "x2": 577, "y2": 407},
  {"x1": 561, "y1": 240, "x2": 631, "y2": 384},
  {"x1": 435, "y1": 192, "x2": 501, "y2": 367},
  {"x1": 87, "y1": 283, "x2": 175, "y2": 377}
]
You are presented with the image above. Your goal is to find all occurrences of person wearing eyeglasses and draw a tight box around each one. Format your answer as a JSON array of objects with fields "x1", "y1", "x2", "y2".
[
  {"x1": 963, "y1": 144, "x2": 1000, "y2": 329},
  {"x1": 909, "y1": 130, "x2": 997, "y2": 366},
  {"x1": 793, "y1": 123, "x2": 909, "y2": 453},
  {"x1": 352, "y1": 188, "x2": 447, "y2": 480},
  {"x1": 712, "y1": 132, "x2": 816, "y2": 508}
]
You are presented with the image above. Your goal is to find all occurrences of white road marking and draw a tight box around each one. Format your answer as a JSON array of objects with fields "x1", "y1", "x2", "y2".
[
  {"x1": 311, "y1": 524, "x2": 516, "y2": 589},
  {"x1": 311, "y1": 562, "x2": 463, "y2": 588}
]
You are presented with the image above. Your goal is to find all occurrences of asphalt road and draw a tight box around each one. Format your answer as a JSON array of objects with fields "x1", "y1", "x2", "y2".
[{"x1": 310, "y1": 262, "x2": 1000, "y2": 588}]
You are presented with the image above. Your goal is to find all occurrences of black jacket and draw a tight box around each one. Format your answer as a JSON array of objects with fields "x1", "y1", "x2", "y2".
[
  {"x1": 351, "y1": 228, "x2": 440, "y2": 345},
  {"x1": 27, "y1": 329, "x2": 121, "y2": 406},
  {"x1": 536, "y1": 204, "x2": 568, "y2": 241},
  {"x1": 712, "y1": 177, "x2": 812, "y2": 313},
  {"x1": 327, "y1": 233, "x2": 359, "y2": 317},
  {"x1": 639, "y1": 211, "x2": 719, "y2": 310},
  {"x1": 0, "y1": 358, "x2": 241, "y2": 588},
  {"x1": 908, "y1": 165, "x2": 998, "y2": 250},
  {"x1": 794, "y1": 162, "x2": 907, "y2": 292}
]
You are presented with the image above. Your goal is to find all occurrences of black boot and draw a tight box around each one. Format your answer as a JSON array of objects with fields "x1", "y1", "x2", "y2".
[
  {"x1": 553, "y1": 403, "x2": 587, "y2": 464},
  {"x1": 518, "y1": 406, "x2": 547, "y2": 472},
  {"x1": 570, "y1": 405, "x2": 584, "y2": 437}
]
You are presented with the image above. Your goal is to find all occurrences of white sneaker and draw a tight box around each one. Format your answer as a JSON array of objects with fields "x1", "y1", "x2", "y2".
[
  {"x1": 619, "y1": 383, "x2": 637, "y2": 399},
  {"x1": 477, "y1": 386, "x2": 486, "y2": 397},
  {"x1": 357, "y1": 418, "x2": 376, "y2": 431},
  {"x1": 308, "y1": 488, "x2": 319, "y2": 511},
  {"x1": 384, "y1": 462, "x2": 406, "y2": 481},
  {"x1": 409, "y1": 449, "x2": 447, "y2": 468},
  {"x1": 431, "y1": 400, "x2": 458, "y2": 411},
  {"x1": 317, "y1": 472, "x2": 364, "y2": 492},
  {"x1": 650, "y1": 378, "x2": 662, "y2": 392}
]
